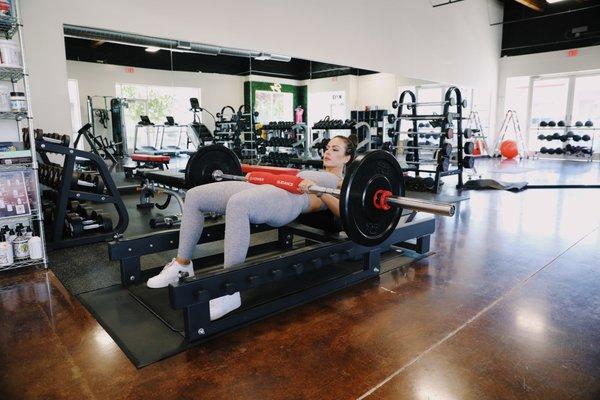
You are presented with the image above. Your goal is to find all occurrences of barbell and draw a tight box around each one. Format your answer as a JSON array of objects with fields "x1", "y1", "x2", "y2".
[
  {"x1": 387, "y1": 113, "x2": 455, "y2": 125},
  {"x1": 392, "y1": 98, "x2": 467, "y2": 109},
  {"x1": 187, "y1": 145, "x2": 455, "y2": 246}
]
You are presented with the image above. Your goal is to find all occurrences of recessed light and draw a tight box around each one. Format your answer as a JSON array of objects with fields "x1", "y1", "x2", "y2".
[
  {"x1": 145, "y1": 46, "x2": 160, "y2": 53},
  {"x1": 546, "y1": 0, "x2": 566, "y2": 3}
]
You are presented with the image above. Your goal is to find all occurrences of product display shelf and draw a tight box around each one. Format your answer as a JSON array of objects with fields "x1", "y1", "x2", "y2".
[
  {"x1": 0, "y1": 110, "x2": 26, "y2": 119},
  {"x1": 0, "y1": 65, "x2": 23, "y2": 82},
  {"x1": 0, "y1": 15, "x2": 18, "y2": 39},
  {"x1": 0, "y1": 0, "x2": 47, "y2": 271},
  {"x1": 0, "y1": 257, "x2": 41, "y2": 271}
]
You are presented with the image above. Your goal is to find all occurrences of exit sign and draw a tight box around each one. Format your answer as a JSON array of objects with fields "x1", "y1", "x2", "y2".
[
  {"x1": 125, "y1": 66, "x2": 135, "y2": 73},
  {"x1": 567, "y1": 49, "x2": 579, "y2": 57}
]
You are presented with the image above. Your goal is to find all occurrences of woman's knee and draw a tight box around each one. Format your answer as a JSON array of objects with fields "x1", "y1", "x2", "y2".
[{"x1": 225, "y1": 193, "x2": 250, "y2": 215}]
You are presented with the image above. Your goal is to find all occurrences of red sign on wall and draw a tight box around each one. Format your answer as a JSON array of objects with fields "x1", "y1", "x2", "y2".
[
  {"x1": 567, "y1": 49, "x2": 579, "y2": 57},
  {"x1": 125, "y1": 66, "x2": 135, "y2": 73}
]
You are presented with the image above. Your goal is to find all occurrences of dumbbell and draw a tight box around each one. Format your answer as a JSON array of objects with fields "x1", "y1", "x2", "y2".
[
  {"x1": 557, "y1": 120, "x2": 565, "y2": 127},
  {"x1": 75, "y1": 204, "x2": 95, "y2": 219},
  {"x1": 457, "y1": 155, "x2": 476, "y2": 169},
  {"x1": 540, "y1": 147, "x2": 548, "y2": 154},
  {"x1": 584, "y1": 120, "x2": 594, "y2": 127},
  {"x1": 405, "y1": 152, "x2": 450, "y2": 172},
  {"x1": 463, "y1": 128, "x2": 475, "y2": 139},
  {"x1": 34, "y1": 130, "x2": 70, "y2": 147},
  {"x1": 65, "y1": 212, "x2": 96, "y2": 225},
  {"x1": 537, "y1": 134, "x2": 546, "y2": 140},
  {"x1": 68, "y1": 200, "x2": 80, "y2": 212},
  {"x1": 71, "y1": 172, "x2": 105, "y2": 194},
  {"x1": 399, "y1": 128, "x2": 454, "y2": 140},
  {"x1": 68, "y1": 213, "x2": 113, "y2": 237},
  {"x1": 400, "y1": 141, "x2": 452, "y2": 157},
  {"x1": 582, "y1": 134, "x2": 591, "y2": 141},
  {"x1": 547, "y1": 121, "x2": 556, "y2": 127}
]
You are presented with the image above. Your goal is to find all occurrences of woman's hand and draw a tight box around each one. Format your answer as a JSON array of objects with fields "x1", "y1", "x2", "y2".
[{"x1": 298, "y1": 179, "x2": 316, "y2": 193}]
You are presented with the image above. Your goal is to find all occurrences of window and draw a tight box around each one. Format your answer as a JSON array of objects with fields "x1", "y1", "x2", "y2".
[
  {"x1": 530, "y1": 78, "x2": 569, "y2": 127},
  {"x1": 307, "y1": 91, "x2": 346, "y2": 129},
  {"x1": 254, "y1": 90, "x2": 294, "y2": 124},
  {"x1": 572, "y1": 75, "x2": 600, "y2": 129},
  {"x1": 503, "y1": 76, "x2": 529, "y2": 138},
  {"x1": 116, "y1": 83, "x2": 201, "y2": 153},
  {"x1": 67, "y1": 79, "x2": 82, "y2": 145},
  {"x1": 528, "y1": 77, "x2": 569, "y2": 148}
]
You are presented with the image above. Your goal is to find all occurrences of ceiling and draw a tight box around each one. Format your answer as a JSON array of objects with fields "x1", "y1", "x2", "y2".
[
  {"x1": 501, "y1": 0, "x2": 600, "y2": 56},
  {"x1": 64, "y1": 37, "x2": 377, "y2": 80}
]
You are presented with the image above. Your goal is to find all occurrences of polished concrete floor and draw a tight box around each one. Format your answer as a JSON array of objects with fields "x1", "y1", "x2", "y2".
[{"x1": 1, "y1": 158, "x2": 600, "y2": 399}]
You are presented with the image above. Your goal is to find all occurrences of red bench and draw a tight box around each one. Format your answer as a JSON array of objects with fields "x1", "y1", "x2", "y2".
[{"x1": 131, "y1": 154, "x2": 171, "y2": 163}]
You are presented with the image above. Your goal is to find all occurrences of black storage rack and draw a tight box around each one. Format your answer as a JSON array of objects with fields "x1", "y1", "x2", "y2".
[
  {"x1": 36, "y1": 139, "x2": 129, "y2": 250},
  {"x1": 391, "y1": 86, "x2": 468, "y2": 193}
]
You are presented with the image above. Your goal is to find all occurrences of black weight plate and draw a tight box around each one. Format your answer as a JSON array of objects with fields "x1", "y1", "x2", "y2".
[
  {"x1": 185, "y1": 145, "x2": 242, "y2": 187},
  {"x1": 340, "y1": 151, "x2": 404, "y2": 247}
]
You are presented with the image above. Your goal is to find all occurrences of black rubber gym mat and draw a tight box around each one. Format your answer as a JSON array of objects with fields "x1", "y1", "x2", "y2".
[
  {"x1": 462, "y1": 179, "x2": 528, "y2": 191},
  {"x1": 78, "y1": 285, "x2": 188, "y2": 368},
  {"x1": 79, "y1": 248, "x2": 427, "y2": 368}
]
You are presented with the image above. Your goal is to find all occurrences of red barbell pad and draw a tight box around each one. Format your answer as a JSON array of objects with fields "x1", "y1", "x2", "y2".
[
  {"x1": 246, "y1": 172, "x2": 303, "y2": 194},
  {"x1": 241, "y1": 164, "x2": 299, "y2": 176},
  {"x1": 131, "y1": 154, "x2": 170, "y2": 163}
]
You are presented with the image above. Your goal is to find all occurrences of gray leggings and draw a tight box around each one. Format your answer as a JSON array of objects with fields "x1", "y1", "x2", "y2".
[
  {"x1": 178, "y1": 170, "x2": 340, "y2": 267},
  {"x1": 177, "y1": 182, "x2": 310, "y2": 267}
]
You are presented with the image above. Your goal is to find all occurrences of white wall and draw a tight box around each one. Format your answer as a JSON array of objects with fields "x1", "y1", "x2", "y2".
[
  {"x1": 20, "y1": 0, "x2": 503, "y2": 134},
  {"x1": 356, "y1": 73, "x2": 432, "y2": 110},
  {"x1": 496, "y1": 45, "x2": 600, "y2": 139},
  {"x1": 67, "y1": 61, "x2": 245, "y2": 132}
]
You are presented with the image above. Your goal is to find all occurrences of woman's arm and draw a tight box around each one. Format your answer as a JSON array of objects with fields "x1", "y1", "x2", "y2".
[{"x1": 318, "y1": 193, "x2": 340, "y2": 217}]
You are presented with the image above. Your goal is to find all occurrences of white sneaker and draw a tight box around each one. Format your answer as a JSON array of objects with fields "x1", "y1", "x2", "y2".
[
  {"x1": 147, "y1": 259, "x2": 194, "y2": 288},
  {"x1": 209, "y1": 292, "x2": 241, "y2": 320}
]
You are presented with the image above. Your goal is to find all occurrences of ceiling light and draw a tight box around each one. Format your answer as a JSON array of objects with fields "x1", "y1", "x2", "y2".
[
  {"x1": 145, "y1": 46, "x2": 160, "y2": 53},
  {"x1": 546, "y1": 0, "x2": 566, "y2": 3}
]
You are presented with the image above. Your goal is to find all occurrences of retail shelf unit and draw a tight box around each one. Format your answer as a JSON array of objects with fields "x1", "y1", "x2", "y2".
[{"x1": 0, "y1": 0, "x2": 48, "y2": 271}]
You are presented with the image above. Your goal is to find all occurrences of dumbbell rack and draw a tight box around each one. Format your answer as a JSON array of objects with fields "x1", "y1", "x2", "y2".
[
  {"x1": 390, "y1": 87, "x2": 468, "y2": 193},
  {"x1": 534, "y1": 126, "x2": 597, "y2": 162},
  {"x1": 349, "y1": 109, "x2": 392, "y2": 152},
  {"x1": 36, "y1": 139, "x2": 129, "y2": 250},
  {"x1": 259, "y1": 122, "x2": 305, "y2": 158}
]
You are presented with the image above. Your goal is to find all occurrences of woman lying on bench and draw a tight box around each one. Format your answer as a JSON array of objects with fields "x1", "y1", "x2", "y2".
[{"x1": 147, "y1": 135, "x2": 358, "y2": 320}]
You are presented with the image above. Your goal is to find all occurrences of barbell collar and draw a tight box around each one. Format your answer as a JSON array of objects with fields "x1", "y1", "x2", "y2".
[{"x1": 386, "y1": 196, "x2": 455, "y2": 217}]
